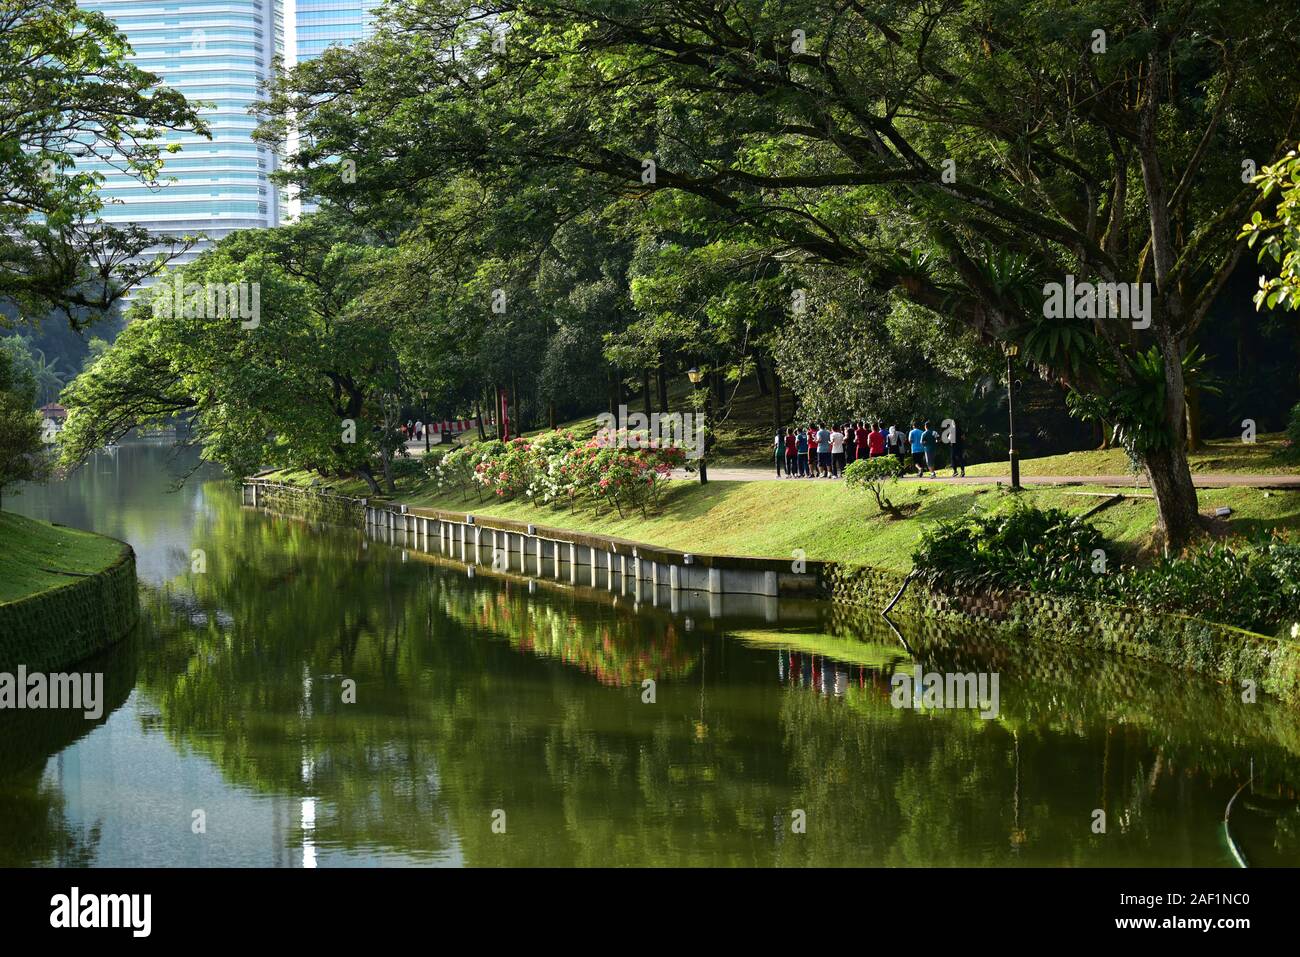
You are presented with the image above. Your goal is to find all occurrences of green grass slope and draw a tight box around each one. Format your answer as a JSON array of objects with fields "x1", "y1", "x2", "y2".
[{"x1": 0, "y1": 511, "x2": 128, "y2": 605}]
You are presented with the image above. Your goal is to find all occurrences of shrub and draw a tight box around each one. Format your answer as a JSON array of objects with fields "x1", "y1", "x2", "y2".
[
  {"x1": 390, "y1": 456, "x2": 426, "y2": 484},
  {"x1": 1282, "y1": 401, "x2": 1300, "y2": 459},
  {"x1": 1111, "y1": 532, "x2": 1300, "y2": 635},
  {"x1": 914, "y1": 500, "x2": 1300, "y2": 636},
  {"x1": 844, "y1": 456, "x2": 904, "y2": 515},
  {"x1": 911, "y1": 500, "x2": 1110, "y2": 594},
  {"x1": 429, "y1": 432, "x2": 684, "y2": 514}
]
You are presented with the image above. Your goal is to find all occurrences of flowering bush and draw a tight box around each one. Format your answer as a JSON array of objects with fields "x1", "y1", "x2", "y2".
[
  {"x1": 430, "y1": 440, "x2": 504, "y2": 501},
  {"x1": 432, "y1": 430, "x2": 684, "y2": 515}
]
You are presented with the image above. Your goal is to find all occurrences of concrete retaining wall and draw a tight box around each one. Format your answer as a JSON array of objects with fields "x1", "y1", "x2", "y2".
[{"x1": 242, "y1": 479, "x2": 820, "y2": 599}]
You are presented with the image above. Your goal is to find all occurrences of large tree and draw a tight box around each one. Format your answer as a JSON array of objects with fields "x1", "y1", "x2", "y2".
[
  {"x1": 58, "y1": 218, "x2": 409, "y2": 492},
  {"x1": 261, "y1": 0, "x2": 1300, "y2": 548},
  {"x1": 1, "y1": 0, "x2": 206, "y2": 323}
]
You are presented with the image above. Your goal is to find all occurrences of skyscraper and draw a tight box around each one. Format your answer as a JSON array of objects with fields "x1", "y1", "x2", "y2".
[
  {"x1": 76, "y1": 0, "x2": 284, "y2": 276},
  {"x1": 283, "y1": 0, "x2": 380, "y2": 219},
  {"x1": 78, "y1": 0, "x2": 379, "y2": 288},
  {"x1": 289, "y1": 0, "x2": 379, "y2": 63}
]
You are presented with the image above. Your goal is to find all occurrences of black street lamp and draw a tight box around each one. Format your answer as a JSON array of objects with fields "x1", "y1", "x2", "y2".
[
  {"x1": 687, "y1": 366, "x2": 708, "y2": 484},
  {"x1": 1004, "y1": 343, "x2": 1021, "y2": 490}
]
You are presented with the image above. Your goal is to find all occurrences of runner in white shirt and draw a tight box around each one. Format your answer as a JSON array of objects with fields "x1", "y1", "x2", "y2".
[{"x1": 829, "y1": 428, "x2": 845, "y2": 477}]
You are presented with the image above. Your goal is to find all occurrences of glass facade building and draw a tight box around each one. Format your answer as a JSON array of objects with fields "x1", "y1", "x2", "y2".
[
  {"x1": 78, "y1": 0, "x2": 378, "y2": 290},
  {"x1": 77, "y1": 0, "x2": 285, "y2": 278},
  {"x1": 284, "y1": 0, "x2": 379, "y2": 218},
  {"x1": 290, "y1": 0, "x2": 379, "y2": 62}
]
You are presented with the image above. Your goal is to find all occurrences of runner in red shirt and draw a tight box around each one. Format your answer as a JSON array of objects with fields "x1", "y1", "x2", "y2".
[{"x1": 868, "y1": 423, "x2": 886, "y2": 457}]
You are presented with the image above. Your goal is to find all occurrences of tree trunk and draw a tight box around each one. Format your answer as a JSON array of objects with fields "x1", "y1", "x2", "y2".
[
  {"x1": 1185, "y1": 384, "x2": 1202, "y2": 453},
  {"x1": 356, "y1": 465, "x2": 381, "y2": 495},
  {"x1": 476, "y1": 399, "x2": 487, "y2": 440},
  {"x1": 657, "y1": 362, "x2": 669, "y2": 413},
  {"x1": 1143, "y1": 441, "x2": 1201, "y2": 554},
  {"x1": 548, "y1": 400, "x2": 556, "y2": 430},
  {"x1": 642, "y1": 369, "x2": 652, "y2": 420},
  {"x1": 511, "y1": 371, "x2": 521, "y2": 432},
  {"x1": 773, "y1": 366, "x2": 783, "y2": 429},
  {"x1": 753, "y1": 354, "x2": 770, "y2": 396}
]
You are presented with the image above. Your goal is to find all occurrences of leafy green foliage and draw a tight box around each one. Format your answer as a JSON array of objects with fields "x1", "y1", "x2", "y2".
[
  {"x1": 58, "y1": 218, "x2": 407, "y2": 492},
  {"x1": 911, "y1": 499, "x2": 1110, "y2": 594},
  {"x1": 0, "y1": 346, "x2": 48, "y2": 508},
  {"x1": 431, "y1": 432, "x2": 685, "y2": 518},
  {"x1": 1067, "y1": 346, "x2": 1219, "y2": 457},
  {"x1": 0, "y1": 0, "x2": 207, "y2": 321},
  {"x1": 914, "y1": 499, "x2": 1300, "y2": 635},
  {"x1": 1109, "y1": 534, "x2": 1300, "y2": 637},
  {"x1": 843, "y1": 455, "x2": 904, "y2": 515},
  {"x1": 1241, "y1": 147, "x2": 1300, "y2": 312}
]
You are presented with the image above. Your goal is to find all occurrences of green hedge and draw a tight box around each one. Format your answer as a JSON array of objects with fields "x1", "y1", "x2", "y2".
[{"x1": 0, "y1": 543, "x2": 138, "y2": 673}]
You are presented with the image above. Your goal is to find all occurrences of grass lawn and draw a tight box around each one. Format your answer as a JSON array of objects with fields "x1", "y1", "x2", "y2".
[
  {"x1": 0, "y1": 510, "x2": 128, "y2": 605},
  {"x1": 264, "y1": 468, "x2": 1300, "y2": 573},
  {"x1": 963, "y1": 433, "x2": 1299, "y2": 477}
]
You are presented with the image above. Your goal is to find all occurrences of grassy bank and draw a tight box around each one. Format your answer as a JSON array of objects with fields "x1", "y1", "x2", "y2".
[
  {"x1": 0, "y1": 511, "x2": 129, "y2": 605},
  {"x1": 963, "y1": 434, "x2": 1298, "y2": 477},
  {"x1": 263, "y1": 468, "x2": 1300, "y2": 573}
]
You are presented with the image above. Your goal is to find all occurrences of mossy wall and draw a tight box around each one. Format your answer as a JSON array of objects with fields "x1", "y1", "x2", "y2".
[
  {"x1": 253, "y1": 483, "x2": 366, "y2": 525},
  {"x1": 0, "y1": 544, "x2": 138, "y2": 673},
  {"x1": 825, "y1": 563, "x2": 1300, "y2": 704}
]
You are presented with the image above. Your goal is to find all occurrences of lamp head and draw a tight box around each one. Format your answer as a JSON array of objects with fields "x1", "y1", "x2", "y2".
[{"x1": 686, "y1": 367, "x2": 703, "y2": 384}]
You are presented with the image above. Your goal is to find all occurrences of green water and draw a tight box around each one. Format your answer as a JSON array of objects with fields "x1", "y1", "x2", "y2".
[{"x1": 2, "y1": 441, "x2": 1299, "y2": 867}]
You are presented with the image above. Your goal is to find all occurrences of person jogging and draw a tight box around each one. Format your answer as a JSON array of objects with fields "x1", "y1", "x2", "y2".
[
  {"x1": 921, "y1": 420, "x2": 939, "y2": 477},
  {"x1": 947, "y1": 419, "x2": 966, "y2": 477},
  {"x1": 908, "y1": 421, "x2": 928, "y2": 477}
]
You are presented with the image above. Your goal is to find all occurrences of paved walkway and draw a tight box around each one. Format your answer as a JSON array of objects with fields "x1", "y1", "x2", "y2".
[{"x1": 671, "y1": 467, "x2": 1300, "y2": 489}]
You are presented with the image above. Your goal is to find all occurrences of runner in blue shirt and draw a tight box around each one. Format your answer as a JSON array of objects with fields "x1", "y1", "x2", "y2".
[
  {"x1": 921, "y1": 420, "x2": 939, "y2": 478},
  {"x1": 908, "y1": 421, "x2": 927, "y2": 477}
]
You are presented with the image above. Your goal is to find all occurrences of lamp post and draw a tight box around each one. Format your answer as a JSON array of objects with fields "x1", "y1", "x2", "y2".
[
  {"x1": 687, "y1": 366, "x2": 708, "y2": 484},
  {"x1": 1004, "y1": 343, "x2": 1021, "y2": 490}
]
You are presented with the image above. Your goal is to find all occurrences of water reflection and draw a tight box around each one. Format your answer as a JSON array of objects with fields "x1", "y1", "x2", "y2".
[{"x1": 2, "y1": 442, "x2": 1298, "y2": 866}]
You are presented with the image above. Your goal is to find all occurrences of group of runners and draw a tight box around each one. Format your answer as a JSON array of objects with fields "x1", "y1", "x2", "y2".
[{"x1": 774, "y1": 420, "x2": 967, "y2": 479}]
